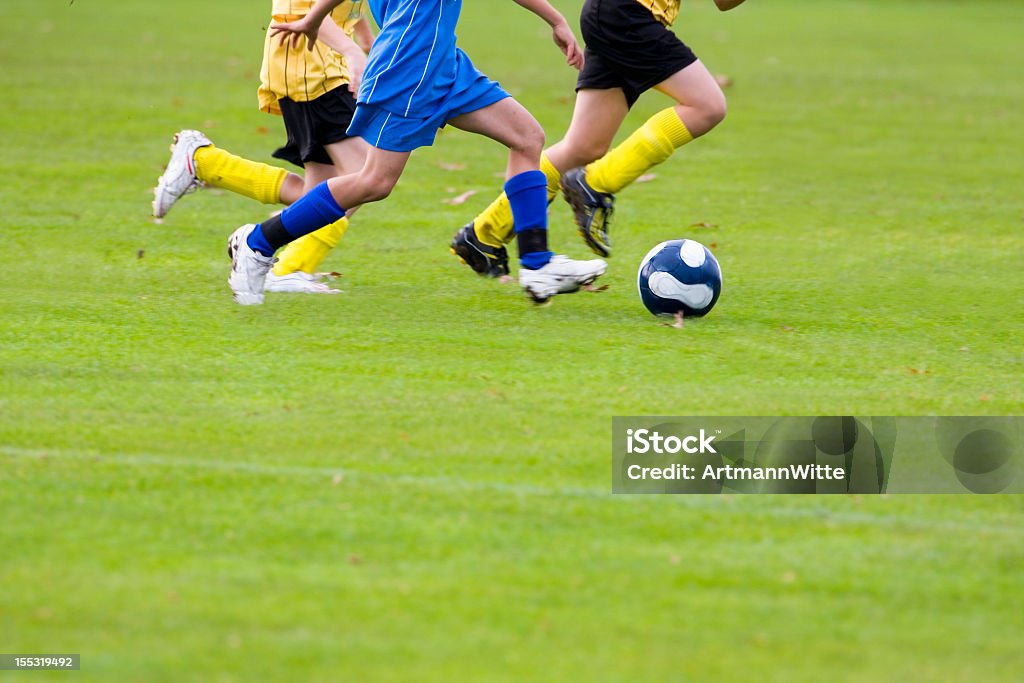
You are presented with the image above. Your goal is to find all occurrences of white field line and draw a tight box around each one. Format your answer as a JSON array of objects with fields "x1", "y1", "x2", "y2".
[{"x1": 2, "y1": 445, "x2": 1021, "y2": 535}]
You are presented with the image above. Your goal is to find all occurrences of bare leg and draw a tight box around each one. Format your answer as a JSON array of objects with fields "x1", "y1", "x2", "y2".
[
  {"x1": 324, "y1": 137, "x2": 372, "y2": 218},
  {"x1": 325, "y1": 136, "x2": 371, "y2": 176},
  {"x1": 302, "y1": 162, "x2": 338, "y2": 192},
  {"x1": 324, "y1": 145, "x2": 410, "y2": 210},
  {"x1": 654, "y1": 59, "x2": 727, "y2": 137},
  {"x1": 446, "y1": 100, "x2": 608, "y2": 298},
  {"x1": 278, "y1": 172, "x2": 305, "y2": 205},
  {"x1": 544, "y1": 88, "x2": 630, "y2": 172},
  {"x1": 448, "y1": 98, "x2": 545, "y2": 179},
  {"x1": 269, "y1": 161, "x2": 349, "y2": 279},
  {"x1": 277, "y1": 137, "x2": 372, "y2": 205}
]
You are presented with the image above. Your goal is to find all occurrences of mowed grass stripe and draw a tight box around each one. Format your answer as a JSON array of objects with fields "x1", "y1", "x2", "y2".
[{"x1": 5, "y1": 445, "x2": 1022, "y2": 537}]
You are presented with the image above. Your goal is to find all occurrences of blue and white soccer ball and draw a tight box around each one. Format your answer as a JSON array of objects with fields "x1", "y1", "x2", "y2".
[{"x1": 637, "y1": 239, "x2": 722, "y2": 317}]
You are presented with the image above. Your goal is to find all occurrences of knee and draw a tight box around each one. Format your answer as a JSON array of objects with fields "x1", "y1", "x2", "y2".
[
  {"x1": 511, "y1": 117, "x2": 546, "y2": 159},
  {"x1": 280, "y1": 173, "x2": 305, "y2": 205},
  {"x1": 571, "y1": 137, "x2": 612, "y2": 165},
  {"x1": 689, "y1": 92, "x2": 728, "y2": 134},
  {"x1": 707, "y1": 93, "x2": 728, "y2": 127},
  {"x1": 359, "y1": 173, "x2": 397, "y2": 203}
]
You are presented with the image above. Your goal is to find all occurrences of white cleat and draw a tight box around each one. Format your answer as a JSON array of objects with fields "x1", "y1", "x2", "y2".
[
  {"x1": 519, "y1": 254, "x2": 607, "y2": 304},
  {"x1": 228, "y1": 224, "x2": 275, "y2": 306},
  {"x1": 152, "y1": 129, "x2": 212, "y2": 218},
  {"x1": 264, "y1": 271, "x2": 341, "y2": 294}
]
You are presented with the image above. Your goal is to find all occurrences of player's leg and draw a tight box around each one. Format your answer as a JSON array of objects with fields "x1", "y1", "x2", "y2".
[
  {"x1": 460, "y1": 87, "x2": 630, "y2": 271},
  {"x1": 269, "y1": 137, "x2": 371, "y2": 291},
  {"x1": 449, "y1": 97, "x2": 546, "y2": 179},
  {"x1": 566, "y1": 61, "x2": 724, "y2": 255},
  {"x1": 448, "y1": 97, "x2": 547, "y2": 277},
  {"x1": 153, "y1": 130, "x2": 302, "y2": 218},
  {"x1": 560, "y1": 0, "x2": 722, "y2": 256},
  {"x1": 585, "y1": 59, "x2": 726, "y2": 197},
  {"x1": 277, "y1": 173, "x2": 307, "y2": 205},
  {"x1": 448, "y1": 99, "x2": 551, "y2": 273},
  {"x1": 447, "y1": 99, "x2": 606, "y2": 302},
  {"x1": 265, "y1": 162, "x2": 343, "y2": 294},
  {"x1": 545, "y1": 88, "x2": 631, "y2": 175},
  {"x1": 549, "y1": 89, "x2": 634, "y2": 258},
  {"x1": 266, "y1": 87, "x2": 372, "y2": 292},
  {"x1": 229, "y1": 146, "x2": 408, "y2": 305},
  {"x1": 324, "y1": 135, "x2": 371, "y2": 175},
  {"x1": 255, "y1": 146, "x2": 407, "y2": 257}
]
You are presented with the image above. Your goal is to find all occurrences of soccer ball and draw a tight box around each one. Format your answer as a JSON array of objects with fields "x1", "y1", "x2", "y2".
[{"x1": 637, "y1": 239, "x2": 722, "y2": 317}]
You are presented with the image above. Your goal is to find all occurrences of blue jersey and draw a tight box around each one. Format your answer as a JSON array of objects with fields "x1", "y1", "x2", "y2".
[{"x1": 361, "y1": 0, "x2": 464, "y2": 118}]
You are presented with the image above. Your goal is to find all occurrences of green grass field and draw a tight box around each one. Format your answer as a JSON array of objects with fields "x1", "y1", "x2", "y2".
[{"x1": 2, "y1": 0, "x2": 1022, "y2": 680}]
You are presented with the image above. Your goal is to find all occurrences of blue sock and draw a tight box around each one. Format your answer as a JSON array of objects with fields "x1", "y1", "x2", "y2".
[
  {"x1": 246, "y1": 182, "x2": 346, "y2": 256},
  {"x1": 246, "y1": 224, "x2": 276, "y2": 257},
  {"x1": 505, "y1": 170, "x2": 553, "y2": 270}
]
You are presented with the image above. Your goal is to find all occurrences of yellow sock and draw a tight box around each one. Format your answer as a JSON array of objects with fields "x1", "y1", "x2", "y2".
[
  {"x1": 273, "y1": 218, "x2": 349, "y2": 275},
  {"x1": 194, "y1": 145, "x2": 287, "y2": 205},
  {"x1": 539, "y1": 152, "x2": 562, "y2": 203},
  {"x1": 472, "y1": 152, "x2": 561, "y2": 247},
  {"x1": 585, "y1": 108, "x2": 693, "y2": 194}
]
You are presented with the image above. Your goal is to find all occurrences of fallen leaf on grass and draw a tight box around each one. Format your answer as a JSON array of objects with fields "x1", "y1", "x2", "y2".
[
  {"x1": 689, "y1": 221, "x2": 719, "y2": 229},
  {"x1": 444, "y1": 190, "x2": 478, "y2": 205},
  {"x1": 583, "y1": 283, "x2": 609, "y2": 293}
]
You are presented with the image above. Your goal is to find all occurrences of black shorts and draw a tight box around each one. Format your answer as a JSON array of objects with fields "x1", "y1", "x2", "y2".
[
  {"x1": 273, "y1": 86, "x2": 357, "y2": 167},
  {"x1": 577, "y1": 0, "x2": 698, "y2": 107}
]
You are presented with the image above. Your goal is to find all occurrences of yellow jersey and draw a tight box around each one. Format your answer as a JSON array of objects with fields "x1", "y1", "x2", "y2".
[
  {"x1": 635, "y1": 0, "x2": 680, "y2": 26},
  {"x1": 258, "y1": 0, "x2": 365, "y2": 115}
]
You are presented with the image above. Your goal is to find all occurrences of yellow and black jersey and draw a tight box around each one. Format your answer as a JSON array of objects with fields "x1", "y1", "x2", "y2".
[
  {"x1": 635, "y1": 0, "x2": 680, "y2": 26},
  {"x1": 258, "y1": 0, "x2": 365, "y2": 115}
]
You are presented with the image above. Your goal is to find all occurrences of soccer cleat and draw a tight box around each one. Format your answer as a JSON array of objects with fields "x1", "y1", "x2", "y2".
[
  {"x1": 450, "y1": 224, "x2": 510, "y2": 277},
  {"x1": 264, "y1": 271, "x2": 341, "y2": 294},
  {"x1": 560, "y1": 167, "x2": 615, "y2": 258},
  {"x1": 519, "y1": 254, "x2": 607, "y2": 304},
  {"x1": 152, "y1": 129, "x2": 212, "y2": 218},
  {"x1": 227, "y1": 224, "x2": 275, "y2": 306}
]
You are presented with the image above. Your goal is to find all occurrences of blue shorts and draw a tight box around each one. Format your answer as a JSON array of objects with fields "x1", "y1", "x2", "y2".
[{"x1": 348, "y1": 51, "x2": 510, "y2": 152}]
